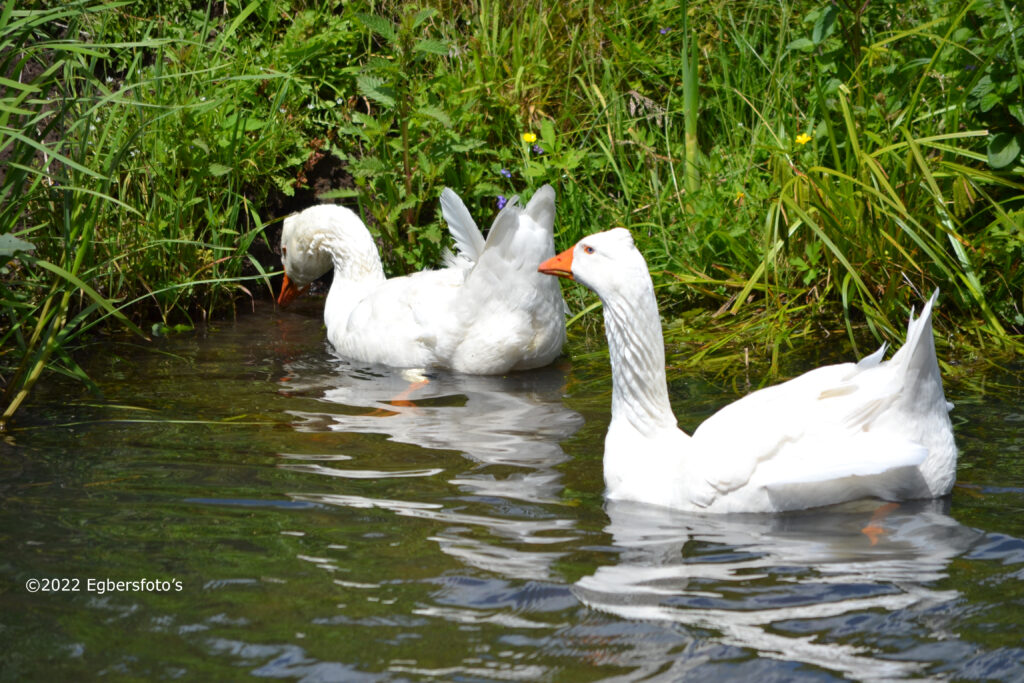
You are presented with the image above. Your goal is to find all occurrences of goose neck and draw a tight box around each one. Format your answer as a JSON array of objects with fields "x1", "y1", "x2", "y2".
[
  {"x1": 319, "y1": 226, "x2": 385, "y2": 285},
  {"x1": 601, "y1": 279, "x2": 678, "y2": 436}
]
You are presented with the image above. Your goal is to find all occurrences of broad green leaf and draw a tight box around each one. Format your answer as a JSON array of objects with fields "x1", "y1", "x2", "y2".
[
  {"x1": 209, "y1": 163, "x2": 232, "y2": 176},
  {"x1": 1009, "y1": 104, "x2": 1024, "y2": 126},
  {"x1": 0, "y1": 233, "x2": 35, "y2": 256},
  {"x1": 987, "y1": 132, "x2": 1022, "y2": 169},
  {"x1": 785, "y1": 37, "x2": 815, "y2": 53},
  {"x1": 979, "y1": 91, "x2": 1001, "y2": 112},
  {"x1": 812, "y1": 5, "x2": 839, "y2": 44},
  {"x1": 540, "y1": 119, "x2": 556, "y2": 147}
]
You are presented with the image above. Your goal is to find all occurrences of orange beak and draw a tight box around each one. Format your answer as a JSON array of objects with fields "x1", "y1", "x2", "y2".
[
  {"x1": 276, "y1": 274, "x2": 308, "y2": 307},
  {"x1": 538, "y1": 247, "x2": 574, "y2": 280}
]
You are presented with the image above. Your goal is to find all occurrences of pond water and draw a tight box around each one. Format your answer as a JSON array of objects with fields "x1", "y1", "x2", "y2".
[{"x1": 2, "y1": 301, "x2": 1023, "y2": 681}]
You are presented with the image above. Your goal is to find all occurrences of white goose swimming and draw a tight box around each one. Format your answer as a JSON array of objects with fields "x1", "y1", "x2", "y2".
[
  {"x1": 278, "y1": 185, "x2": 565, "y2": 374},
  {"x1": 539, "y1": 228, "x2": 957, "y2": 513}
]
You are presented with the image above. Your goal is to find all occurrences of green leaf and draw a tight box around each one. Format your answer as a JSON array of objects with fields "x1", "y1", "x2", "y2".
[
  {"x1": 987, "y1": 132, "x2": 1023, "y2": 169},
  {"x1": 785, "y1": 37, "x2": 815, "y2": 53},
  {"x1": 219, "y1": 0, "x2": 261, "y2": 44},
  {"x1": 356, "y1": 13, "x2": 397, "y2": 45},
  {"x1": 416, "y1": 104, "x2": 451, "y2": 127},
  {"x1": 450, "y1": 138, "x2": 484, "y2": 153},
  {"x1": 540, "y1": 119, "x2": 556, "y2": 147},
  {"x1": 0, "y1": 75, "x2": 40, "y2": 94},
  {"x1": 319, "y1": 188, "x2": 361, "y2": 200},
  {"x1": 0, "y1": 233, "x2": 35, "y2": 257},
  {"x1": 351, "y1": 111, "x2": 381, "y2": 130},
  {"x1": 413, "y1": 38, "x2": 448, "y2": 55},
  {"x1": 812, "y1": 5, "x2": 839, "y2": 44},
  {"x1": 356, "y1": 74, "x2": 396, "y2": 108},
  {"x1": 239, "y1": 117, "x2": 265, "y2": 131},
  {"x1": 412, "y1": 7, "x2": 438, "y2": 28},
  {"x1": 209, "y1": 163, "x2": 232, "y2": 176},
  {"x1": 979, "y1": 91, "x2": 1001, "y2": 113},
  {"x1": 1009, "y1": 104, "x2": 1024, "y2": 127},
  {"x1": 968, "y1": 75, "x2": 993, "y2": 106}
]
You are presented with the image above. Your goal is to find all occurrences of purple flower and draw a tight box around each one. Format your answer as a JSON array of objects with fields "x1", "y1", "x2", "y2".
[
  {"x1": 500, "y1": 168, "x2": 511, "y2": 178},
  {"x1": 659, "y1": 27, "x2": 669, "y2": 34},
  {"x1": 496, "y1": 195, "x2": 507, "y2": 210},
  {"x1": 531, "y1": 144, "x2": 544, "y2": 155}
]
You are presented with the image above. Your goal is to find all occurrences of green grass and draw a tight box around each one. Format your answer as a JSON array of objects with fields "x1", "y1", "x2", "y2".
[{"x1": 1, "y1": 0, "x2": 1022, "y2": 430}]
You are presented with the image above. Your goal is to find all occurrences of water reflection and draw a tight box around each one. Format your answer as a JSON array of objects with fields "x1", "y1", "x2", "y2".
[
  {"x1": 278, "y1": 358, "x2": 586, "y2": 580},
  {"x1": 292, "y1": 491, "x2": 576, "y2": 581},
  {"x1": 280, "y1": 359, "x2": 584, "y2": 503},
  {"x1": 573, "y1": 498, "x2": 982, "y2": 680}
]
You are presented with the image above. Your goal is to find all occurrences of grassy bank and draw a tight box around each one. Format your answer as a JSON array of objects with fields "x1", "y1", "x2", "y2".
[{"x1": 2, "y1": 0, "x2": 1022, "y2": 430}]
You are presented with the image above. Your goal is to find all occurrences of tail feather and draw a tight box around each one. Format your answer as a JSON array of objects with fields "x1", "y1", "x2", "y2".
[
  {"x1": 440, "y1": 188, "x2": 486, "y2": 264},
  {"x1": 478, "y1": 193, "x2": 523, "y2": 255},
  {"x1": 477, "y1": 184, "x2": 555, "y2": 258},
  {"x1": 523, "y1": 184, "x2": 555, "y2": 235},
  {"x1": 855, "y1": 342, "x2": 888, "y2": 370},
  {"x1": 460, "y1": 185, "x2": 562, "y2": 312},
  {"x1": 889, "y1": 289, "x2": 940, "y2": 372},
  {"x1": 887, "y1": 289, "x2": 952, "y2": 425}
]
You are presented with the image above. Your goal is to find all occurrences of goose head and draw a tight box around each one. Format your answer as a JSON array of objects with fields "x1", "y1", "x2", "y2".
[
  {"x1": 537, "y1": 227, "x2": 651, "y2": 302},
  {"x1": 277, "y1": 209, "x2": 334, "y2": 306}
]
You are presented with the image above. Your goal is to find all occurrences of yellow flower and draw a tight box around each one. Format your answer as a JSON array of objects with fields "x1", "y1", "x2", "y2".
[
  {"x1": 736, "y1": 191, "x2": 745, "y2": 199},
  {"x1": 795, "y1": 133, "x2": 812, "y2": 146},
  {"x1": 522, "y1": 132, "x2": 537, "y2": 143}
]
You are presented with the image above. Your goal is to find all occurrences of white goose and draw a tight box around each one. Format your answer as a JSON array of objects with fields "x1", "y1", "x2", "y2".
[
  {"x1": 278, "y1": 185, "x2": 565, "y2": 374},
  {"x1": 539, "y1": 228, "x2": 957, "y2": 513}
]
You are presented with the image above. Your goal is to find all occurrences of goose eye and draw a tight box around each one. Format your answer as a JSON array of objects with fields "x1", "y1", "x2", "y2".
[{"x1": 583, "y1": 245, "x2": 595, "y2": 254}]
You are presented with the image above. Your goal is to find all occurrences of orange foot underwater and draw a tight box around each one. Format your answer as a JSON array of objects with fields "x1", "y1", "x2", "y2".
[{"x1": 861, "y1": 502, "x2": 901, "y2": 546}]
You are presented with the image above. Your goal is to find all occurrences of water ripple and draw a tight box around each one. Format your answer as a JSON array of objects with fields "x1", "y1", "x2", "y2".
[
  {"x1": 569, "y1": 498, "x2": 980, "y2": 680},
  {"x1": 277, "y1": 463, "x2": 444, "y2": 479}
]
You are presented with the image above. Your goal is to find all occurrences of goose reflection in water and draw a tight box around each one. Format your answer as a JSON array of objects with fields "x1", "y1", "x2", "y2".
[
  {"x1": 573, "y1": 497, "x2": 983, "y2": 680},
  {"x1": 279, "y1": 359, "x2": 585, "y2": 503},
  {"x1": 278, "y1": 359, "x2": 586, "y2": 581}
]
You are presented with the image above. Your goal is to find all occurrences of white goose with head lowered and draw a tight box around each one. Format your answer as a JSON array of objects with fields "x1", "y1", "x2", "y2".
[
  {"x1": 539, "y1": 228, "x2": 957, "y2": 513},
  {"x1": 278, "y1": 185, "x2": 565, "y2": 374}
]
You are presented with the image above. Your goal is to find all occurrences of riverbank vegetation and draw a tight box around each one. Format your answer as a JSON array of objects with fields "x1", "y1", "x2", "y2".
[{"x1": 2, "y1": 0, "x2": 1021, "y2": 429}]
